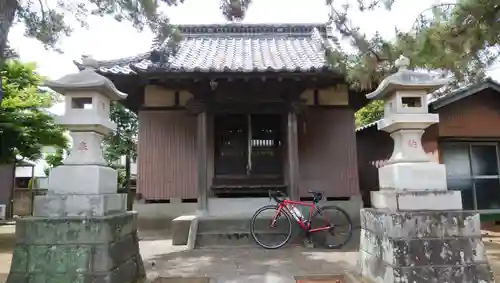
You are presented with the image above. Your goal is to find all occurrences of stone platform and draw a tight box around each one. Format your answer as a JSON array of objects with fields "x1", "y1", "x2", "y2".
[
  {"x1": 359, "y1": 208, "x2": 495, "y2": 283},
  {"x1": 6, "y1": 212, "x2": 145, "y2": 283}
]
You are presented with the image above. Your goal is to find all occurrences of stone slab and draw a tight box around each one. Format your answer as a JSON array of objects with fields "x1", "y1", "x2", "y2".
[
  {"x1": 171, "y1": 215, "x2": 196, "y2": 246},
  {"x1": 378, "y1": 162, "x2": 447, "y2": 191},
  {"x1": 359, "y1": 208, "x2": 495, "y2": 283},
  {"x1": 211, "y1": 274, "x2": 295, "y2": 283},
  {"x1": 48, "y1": 165, "x2": 118, "y2": 194},
  {"x1": 7, "y1": 212, "x2": 145, "y2": 283},
  {"x1": 371, "y1": 190, "x2": 462, "y2": 211},
  {"x1": 378, "y1": 113, "x2": 440, "y2": 134},
  {"x1": 294, "y1": 274, "x2": 345, "y2": 282},
  {"x1": 360, "y1": 208, "x2": 481, "y2": 239},
  {"x1": 154, "y1": 278, "x2": 210, "y2": 283},
  {"x1": 33, "y1": 193, "x2": 126, "y2": 217}
]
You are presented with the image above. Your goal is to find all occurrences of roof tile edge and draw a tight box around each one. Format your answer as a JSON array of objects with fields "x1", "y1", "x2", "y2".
[{"x1": 74, "y1": 23, "x2": 331, "y2": 70}]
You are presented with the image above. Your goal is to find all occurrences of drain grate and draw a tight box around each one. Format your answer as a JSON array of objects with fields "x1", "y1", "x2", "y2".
[
  {"x1": 295, "y1": 275, "x2": 345, "y2": 283},
  {"x1": 153, "y1": 277, "x2": 210, "y2": 283}
]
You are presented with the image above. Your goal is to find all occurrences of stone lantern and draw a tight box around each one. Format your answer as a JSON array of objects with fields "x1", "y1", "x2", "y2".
[
  {"x1": 368, "y1": 55, "x2": 462, "y2": 210},
  {"x1": 40, "y1": 56, "x2": 126, "y2": 201},
  {"x1": 7, "y1": 56, "x2": 145, "y2": 283},
  {"x1": 359, "y1": 56, "x2": 494, "y2": 283}
]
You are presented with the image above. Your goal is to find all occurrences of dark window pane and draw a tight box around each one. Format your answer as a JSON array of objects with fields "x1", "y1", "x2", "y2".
[
  {"x1": 447, "y1": 178, "x2": 474, "y2": 210},
  {"x1": 475, "y1": 178, "x2": 500, "y2": 210},
  {"x1": 441, "y1": 143, "x2": 471, "y2": 179},
  {"x1": 471, "y1": 145, "x2": 499, "y2": 176}
]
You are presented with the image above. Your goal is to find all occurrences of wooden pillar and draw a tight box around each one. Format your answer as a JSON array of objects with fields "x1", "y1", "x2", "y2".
[
  {"x1": 197, "y1": 111, "x2": 208, "y2": 214},
  {"x1": 287, "y1": 111, "x2": 300, "y2": 200}
]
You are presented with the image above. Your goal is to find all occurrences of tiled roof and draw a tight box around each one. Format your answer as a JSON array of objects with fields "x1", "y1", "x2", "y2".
[
  {"x1": 429, "y1": 78, "x2": 500, "y2": 110},
  {"x1": 74, "y1": 24, "x2": 339, "y2": 75}
]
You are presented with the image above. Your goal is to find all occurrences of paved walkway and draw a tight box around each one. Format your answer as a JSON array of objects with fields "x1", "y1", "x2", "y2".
[
  {"x1": 0, "y1": 226, "x2": 14, "y2": 283},
  {"x1": 2, "y1": 226, "x2": 500, "y2": 282},
  {"x1": 142, "y1": 242, "x2": 358, "y2": 282},
  {"x1": 0, "y1": 227, "x2": 357, "y2": 283}
]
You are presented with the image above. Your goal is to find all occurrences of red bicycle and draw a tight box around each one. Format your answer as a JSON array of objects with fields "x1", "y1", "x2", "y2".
[{"x1": 250, "y1": 190, "x2": 353, "y2": 249}]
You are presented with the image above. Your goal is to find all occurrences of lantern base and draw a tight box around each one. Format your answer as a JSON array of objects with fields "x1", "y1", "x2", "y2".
[
  {"x1": 379, "y1": 162, "x2": 447, "y2": 191},
  {"x1": 48, "y1": 165, "x2": 118, "y2": 195},
  {"x1": 6, "y1": 212, "x2": 145, "y2": 283},
  {"x1": 33, "y1": 192, "x2": 127, "y2": 217},
  {"x1": 371, "y1": 190, "x2": 462, "y2": 211},
  {"x1": 359, "y1": 208, "x2": 495, "y2": 283}
]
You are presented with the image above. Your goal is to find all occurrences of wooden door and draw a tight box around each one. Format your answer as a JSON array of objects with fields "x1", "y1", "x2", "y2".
[
  {"x1": 249, "y1": 114, "x2": 283, "y2": 177},
  {"x1": 214, "y1": 114, "x2": 248, "y2": 176}
]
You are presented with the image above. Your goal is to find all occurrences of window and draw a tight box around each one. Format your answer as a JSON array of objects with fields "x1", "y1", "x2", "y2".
[
  {"x1": 441, "y1": 142, "x2": 500, "y2": 211},
  {"x1": 401, "y1": 97, "x2": 422, "y2": 108},
  {"x1": 71, "y1": 97, "x2": 93, "y2": 109}
]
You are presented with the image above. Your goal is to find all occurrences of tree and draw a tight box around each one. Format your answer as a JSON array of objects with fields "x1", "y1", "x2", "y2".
[
  {"x1": 103, "y1": 102, "x2": 138, "y2": 190},
  {"x1": 0, "y1": 60, "x2": 67, "y2": 164},
  {"x1": 221, "y1": 0, "x2": 500, "y2": 126},
  {"x1": 0, "y1": 0, "x2": 187, "y2": 62},
  {"x1": 0, "y1": 0, "x2": 187, "y2": 104},
  {"x1": 2, "y1": 0, "x2": 498, "y2": 127},
  {"x1": 43, "y1": 146, "x2": 67, "y2": 176},
  {"x1": 355, "y1": 100, "x2": 384, "y2": 128},
  {"x1": 317, "y1": 0, "x2": 499, "y2": 126}
]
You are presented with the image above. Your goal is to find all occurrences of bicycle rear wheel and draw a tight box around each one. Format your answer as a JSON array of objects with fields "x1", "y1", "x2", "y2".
[
  {"x1": 250, "y1": 205, "x2": 293, "y2": 249},
  {"x1": 310, "y1": 205, "x2": 353, "y2": 249}
]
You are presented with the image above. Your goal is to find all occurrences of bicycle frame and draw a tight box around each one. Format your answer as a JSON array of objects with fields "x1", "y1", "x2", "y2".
[{"x1": 271, "y1": 199, "x2": 332, "y2": 233}]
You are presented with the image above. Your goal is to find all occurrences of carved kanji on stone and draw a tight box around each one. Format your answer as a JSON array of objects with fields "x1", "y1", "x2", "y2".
[
  {"x1": 407, "y1": 139, "x2": 418, "y2": 148},
  {"x1": 77, "y1": 141, "x2": 88, "y2": 151}
]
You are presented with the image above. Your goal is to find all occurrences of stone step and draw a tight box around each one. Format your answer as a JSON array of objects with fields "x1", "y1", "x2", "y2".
[
  {"x1": 197, "y1": 217, "x2": 298, "y2": 233},
  {"x1": 173, "y1": 215, "x2": 358, "y2": 249},
  {"x1": 195, "y1": 230, "x2": 306, "y2": 248},
  {"x1": 195, "y1": 217, "x2": 305, "y2": 248},
  {"x1": 151, "y1": 272, "x2": 369, "y2": 283}
]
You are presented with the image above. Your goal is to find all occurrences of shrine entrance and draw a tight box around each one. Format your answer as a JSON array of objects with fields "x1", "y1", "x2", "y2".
[{"x1": 212, "y1": 114, "x2": 285, "y2": 197}]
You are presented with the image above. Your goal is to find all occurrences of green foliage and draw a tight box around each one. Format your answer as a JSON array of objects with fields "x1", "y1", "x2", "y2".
[
  {"x1": 26, "y1": 0, "x2": 182, "y2": 49},
  {"x1": 102, "y1": 102, "x2": 138, "y2": 189},
  {"x1": 116, "y1": 169, "x2": 128, "y2": 189},
  {"x1": 325, "y1": 0, "x2": 499, "y2": 92},
  {"x1": 43, "y1": 147, "x2": 68, "y2": 176},
  {"x1": 103, "y1": 102, "x2": 138, "y2": 166},
  {"x1": 0, "y1": 0, "x2": 187, "y2": 62},
  {"x1": 355, "y1": 100, "x2": 384, "y2": 127},
  {"x1": 28, "y1": 176, "x2": 39, "y2": 191},
  {"x1": 1, "y1": 0, "x2": 498, "y2": 129},
  {"x1": 0, "y1": 60, "x2": 67, "y2": 164},
  {"x1": 326, "y1": 0, "x2": 500, "y2": 126}
]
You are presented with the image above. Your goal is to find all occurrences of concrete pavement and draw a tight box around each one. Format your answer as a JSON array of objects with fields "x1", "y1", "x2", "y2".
[{"x1": 2, "y1": 225, "x2": 500, "y2": 282}]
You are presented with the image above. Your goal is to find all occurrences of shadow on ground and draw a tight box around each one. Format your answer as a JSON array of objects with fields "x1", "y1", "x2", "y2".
[
  {"x1": 143, "y1": 247, "x2": 358, "y2": 281},
  {"x1": 0, "y1": 233, "x2": 15, "y2": 254},
  {"x1": 482, "y1": 229, "x2": 500, "y2": 278},
  {"x1": 0, "y1": 226, "x2": 15, "y2": 283},
  {"x1": 3, "y1": 223, "x2": 500, "y2": 282},
  {"x1": 139, "y1": 229, "x2": 361, "y2": 281}
]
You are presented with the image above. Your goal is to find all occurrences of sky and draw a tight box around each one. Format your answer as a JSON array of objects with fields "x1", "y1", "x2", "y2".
[{"x1": 7, "y1": 0, "x2": 500, "y2": 117}]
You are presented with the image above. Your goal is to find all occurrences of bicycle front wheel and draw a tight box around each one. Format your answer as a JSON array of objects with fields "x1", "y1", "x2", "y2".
[{"x1": 250, "y1": 205, "x2": 293, "y2": 249}]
